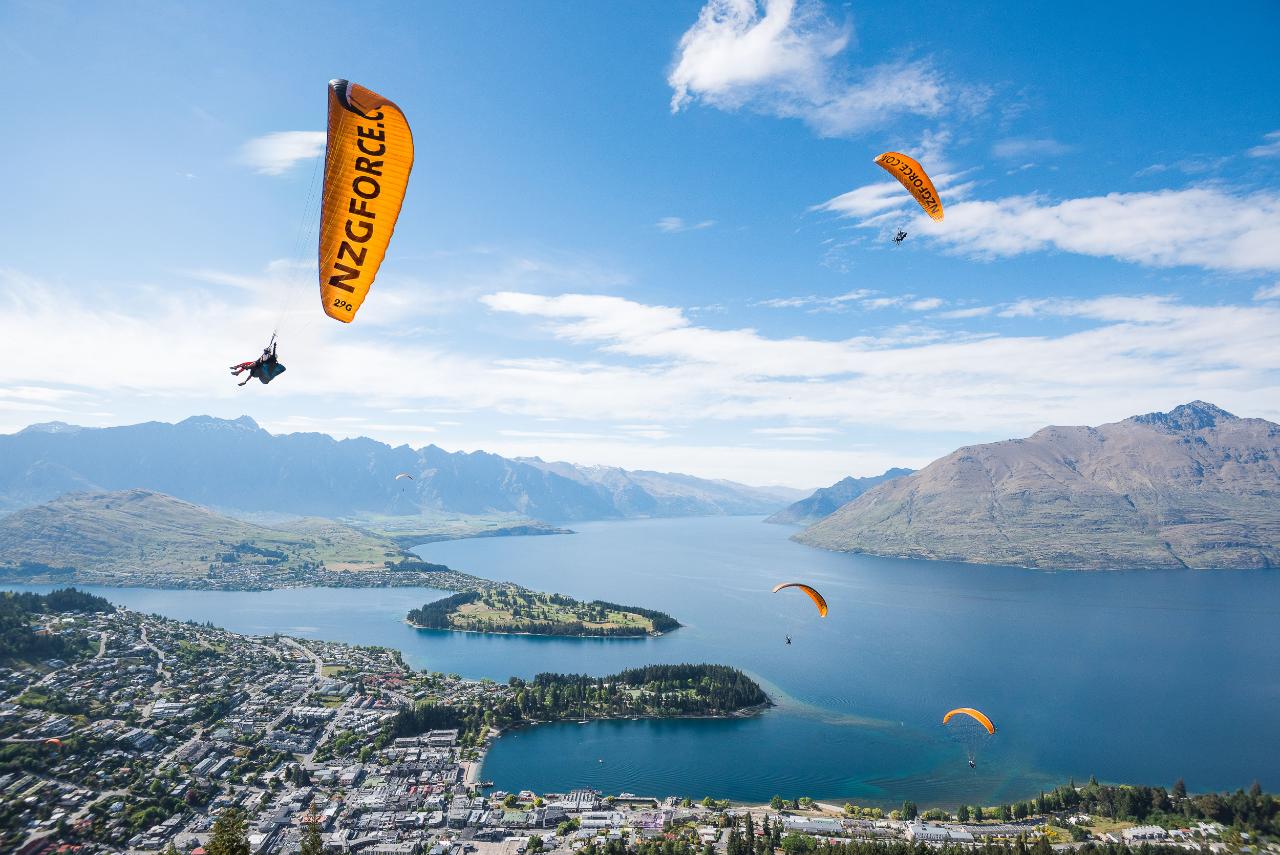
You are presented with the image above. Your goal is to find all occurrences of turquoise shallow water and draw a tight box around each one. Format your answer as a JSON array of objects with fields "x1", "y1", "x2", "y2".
[{"x1": 10, "y1": 515, "x2": 1280, "y2": 804}]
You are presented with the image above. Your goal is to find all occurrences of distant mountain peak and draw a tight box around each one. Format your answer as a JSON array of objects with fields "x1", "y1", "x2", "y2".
[
  {"x1": 765, "y1": 467, "x2": 914, "y2": 526},
  {"x1": 19, "y1": 421, "x2": 84, "y2": 435},
  {"x1": 797, "y1": 403, "x2": 1278, "y2": 570},
  {"x1": 177, "y1": 415, "x2": 262, "y2": 432},
  {"x1": 1130, "y1": 401, "x2": 1237, "y2": 433}
]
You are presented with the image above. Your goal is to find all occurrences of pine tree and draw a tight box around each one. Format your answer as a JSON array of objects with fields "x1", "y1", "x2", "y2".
[
  {"x1": 1172, "y1": 778, "x2": 1187, "y2": 799},
  {"x1": 206, "y1": 807, "x2": 250, "y2": 855},
  {"x1": 300, "y1": 818, "x2": 324, "y2": 855},
  {"x1": 958, "y1": 805, "x2": 970, "y2": 822}
]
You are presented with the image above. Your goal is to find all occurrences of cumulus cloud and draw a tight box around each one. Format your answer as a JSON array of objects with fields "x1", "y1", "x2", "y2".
[
  {"x1": 239, "y1": 131, "x2": 326, "y2": 175},
  {"x1": 668, "y1": 0, "x2": 962, "y2": 136},
  {"x1": 820, "y1": 182, "x2": 1280, "y2": 273},
  {"x1": 1247, "y1": 130, "x2": 1280, "y2": 159}
]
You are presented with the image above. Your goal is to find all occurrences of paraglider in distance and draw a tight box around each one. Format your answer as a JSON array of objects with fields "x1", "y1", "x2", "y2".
[
  {"x1": 43, "y1": 737, "x2": 63, "y2": 746},
  {"x1": 320, "y1": 79, "x2": 415, "y2": 323},
  {"x1": 893, "y1": 229, "x2": 908, "y2": 244},
  {"x1": 874, "y1": 152, "x2": 943, "y2": 221},
  {"x1": 942, "y1": 707, "x2": 995, "y2": 734},
  {"x1": 394, "y1": 473, "x2": 415, "y2": 481},
  {"x1": 943, "y1": 707, "x2": 995, "y2": 769},
  {"x1": 771, "y1": 582, "x2": 828, "y2": 617}
]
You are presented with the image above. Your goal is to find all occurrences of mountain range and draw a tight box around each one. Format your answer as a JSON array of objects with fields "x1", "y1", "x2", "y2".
[
  {"x1": 0, "y1": 416, "x2": 803, "y2": 522},
  {"x1": 796, "y1": 402, "x2": 1280, "y2": 570},
  {"x1": 764, "y1": 468, "x2": 914, "y2": 525}
]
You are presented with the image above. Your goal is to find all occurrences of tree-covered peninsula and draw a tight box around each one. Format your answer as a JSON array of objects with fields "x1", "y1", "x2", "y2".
[
  {"x1": 407, "y1": 587, "x2": 680, "y2": 637},
  {"x1": 393, "y1": 663, "x2": 768, "y2": 740}
]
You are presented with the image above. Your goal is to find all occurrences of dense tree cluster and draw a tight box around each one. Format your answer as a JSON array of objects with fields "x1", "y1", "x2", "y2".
[
  {"x1": 407, "y1": 588, "x2": 680, "y2": 637},
  {"x1": 218, "y1": 542, "x2": 287, "y2": 563},
  {"x1": 0, "y1": 587, "x2": 113, "y2": 660},
  {"x1": 392, "y1": 664, "x2": 767, "y2": 744},
  {"x1": 1042, "y1": 778, "x2": 1280, "y2": 836},
  {"x1": 587, "y1": 600, "x2": 681, "y2": 632},
  {"x1": 407, "y1": 592, "x2": 481, "y2": 628},
  {"x1": 385, "y1": 558, "x2": 454, "y2": 575}
]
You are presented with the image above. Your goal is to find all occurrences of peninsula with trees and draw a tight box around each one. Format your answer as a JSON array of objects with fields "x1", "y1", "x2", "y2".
[{"x1": 407, "y1": 587, "x2": 681, "y2": 637}]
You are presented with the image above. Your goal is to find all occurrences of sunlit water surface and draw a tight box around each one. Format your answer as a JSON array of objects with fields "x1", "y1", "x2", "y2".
[{"x1": 12, "y1": 516, "x2": 1279, "y2": 804}]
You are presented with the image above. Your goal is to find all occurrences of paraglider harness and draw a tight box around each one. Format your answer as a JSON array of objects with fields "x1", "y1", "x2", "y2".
[
  {"x1": 232, "y1": 336, "x2": 286, "y2": 386},
  {"x1": 893, "y1": 230, "x2": 908, "y2": 244}
]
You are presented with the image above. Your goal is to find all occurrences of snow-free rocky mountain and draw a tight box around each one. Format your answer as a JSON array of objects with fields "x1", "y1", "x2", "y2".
[
  {"x1": 796, "y1": 403, "x2": 1280, "y2": 569},
  {"x1": 764, "y1": 468, "x2": 915, "y2": 526},
  {"x1": 0, "y1": 416, "x2": 800, "y2": 522}
]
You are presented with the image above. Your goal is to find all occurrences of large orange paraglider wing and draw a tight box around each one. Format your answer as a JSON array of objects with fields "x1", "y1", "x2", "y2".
[
  {"x1": 320, "y1": 79, "x2": 414, "y2": 322},
  {"x1": 942, "y1": 707, "x2": 995, "y2": 734},
  {"x1": 771, "y1": 582, "x2": 828, "y2": 617},
  {"x1": 874, "y1": 152, "x2": 943, "y2": 221}
]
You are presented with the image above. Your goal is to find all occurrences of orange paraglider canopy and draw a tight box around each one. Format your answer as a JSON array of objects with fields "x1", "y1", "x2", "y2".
[
  {"x1": 319, "y1": 79, "x2": 415, "y2": 323},
  {"x1": 874, "y1": 151, "x2": 944, "y2": 221},
  {"x1": 942, "y1": 707, "x2": 995, "y2": 734},
  {"x1": 771, "y1": 582, "x2": 828, "y2": 617}
]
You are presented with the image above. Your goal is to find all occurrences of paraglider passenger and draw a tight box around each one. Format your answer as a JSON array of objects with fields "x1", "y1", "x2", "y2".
[
  {"x1": 230, "y1": 341, "x2": 284, "y2": 386},
  {"x1": 893, "y1": 230, "x2": 908, "y2": 244}
]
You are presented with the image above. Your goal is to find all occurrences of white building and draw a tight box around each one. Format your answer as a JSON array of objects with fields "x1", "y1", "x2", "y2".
[
  {"x1": 906, "y1": 823, "x2": 974, "y2": 843},
  {"x1": 1122, "y1": 825, "x2": 1168, "y2": 842}
]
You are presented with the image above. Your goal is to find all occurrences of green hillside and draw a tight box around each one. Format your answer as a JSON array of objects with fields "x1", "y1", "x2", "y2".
[{"x1": 0, "y1": 489, "x2": 407, "y2": 587}]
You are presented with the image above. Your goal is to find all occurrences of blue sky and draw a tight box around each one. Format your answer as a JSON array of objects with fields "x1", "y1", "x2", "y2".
[{"x1": 2, "y1": 0, "x2": 1278, "y2": 486}]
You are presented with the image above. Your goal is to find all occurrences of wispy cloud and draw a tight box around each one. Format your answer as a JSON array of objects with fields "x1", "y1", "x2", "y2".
[
  {"x1": 481, "y1": 289, "x2": 1280, "y2": 433},
  {"x1": 656, "y1": 217, "x2": 717, "y2": 233},
  {"x1": 755, "y1": 290, "x2": 943, "y2": 313},
  {"x1": 1247, "y1": 130, "x2": 1280, "y2": 159},
  {"x1": 991, "y1": 137, "x2": 1070, "y2": 159},
  {"x1": 239, "y1": 131, "x2": 325, "y2": 176},
  {"x1": 1255, "y1": 282, "x2": 1280, "y2": 301},
  {"x1": 668, "y1": 0, "x2": 971, "y2": 137}
]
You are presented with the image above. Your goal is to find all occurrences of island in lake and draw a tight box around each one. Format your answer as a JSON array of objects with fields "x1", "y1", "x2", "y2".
[{"x1": 408, "y1": 587, "x2": 681, "y2": 637}]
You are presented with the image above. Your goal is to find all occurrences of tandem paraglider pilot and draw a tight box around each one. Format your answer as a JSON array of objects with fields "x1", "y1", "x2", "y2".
[{"x1": 230, "y1": 340, "x2": 286, "y2": 387}]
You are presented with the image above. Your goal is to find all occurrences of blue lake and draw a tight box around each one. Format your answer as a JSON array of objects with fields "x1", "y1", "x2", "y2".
[{"x1": 10, "y1": 515, "x2": 1280, "y2": 805}]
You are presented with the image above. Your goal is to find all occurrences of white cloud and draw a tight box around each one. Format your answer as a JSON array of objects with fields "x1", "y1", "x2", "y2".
[
  {"x1": 991, "y1": 137, "x2": 1070, "y2": 160},
  {"x1": 4, "y1": 267, "x2": 1279, "y2": 484},
  {"x1": 481, "y1": 289, "x2": 1280, "y2": 435},
  {"x1": 822, "y1": 182, "x2": 1280, "y2": 273},
  {"x1": 1247, "y1": 130, "x2": 1280, "y2": 159},
  {"x1": 656, "y1": 217, "x2": 717, "y2": 233},
  {"x1": 1255, "y1": 282, "x2": 1280, "y2": 300},
  {"x1": 239, "y1": 131, "x2": 325, "y2": 176},
  {"x1": 754, "y1": 290, "x2": 942, "y2": 313},
  {"x1": 934, "y1": 305, "x2": 993, "y2": 319},
  {"x1": 668, "y1": 0, "x2": 962, "y2": 136}
]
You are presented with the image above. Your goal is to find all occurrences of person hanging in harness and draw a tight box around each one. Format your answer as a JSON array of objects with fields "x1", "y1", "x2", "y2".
[
  {"x1": 230, "y1": 339, "x2": 286, "y2": 386},
  {"x1": 893, "y1": 229, "x2": 908, "y2": 244}
]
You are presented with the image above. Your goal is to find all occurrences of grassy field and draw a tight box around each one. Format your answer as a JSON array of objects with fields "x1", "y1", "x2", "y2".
[{"x1": 449, "y1": 589, "x2": 656, "y2": 634}]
